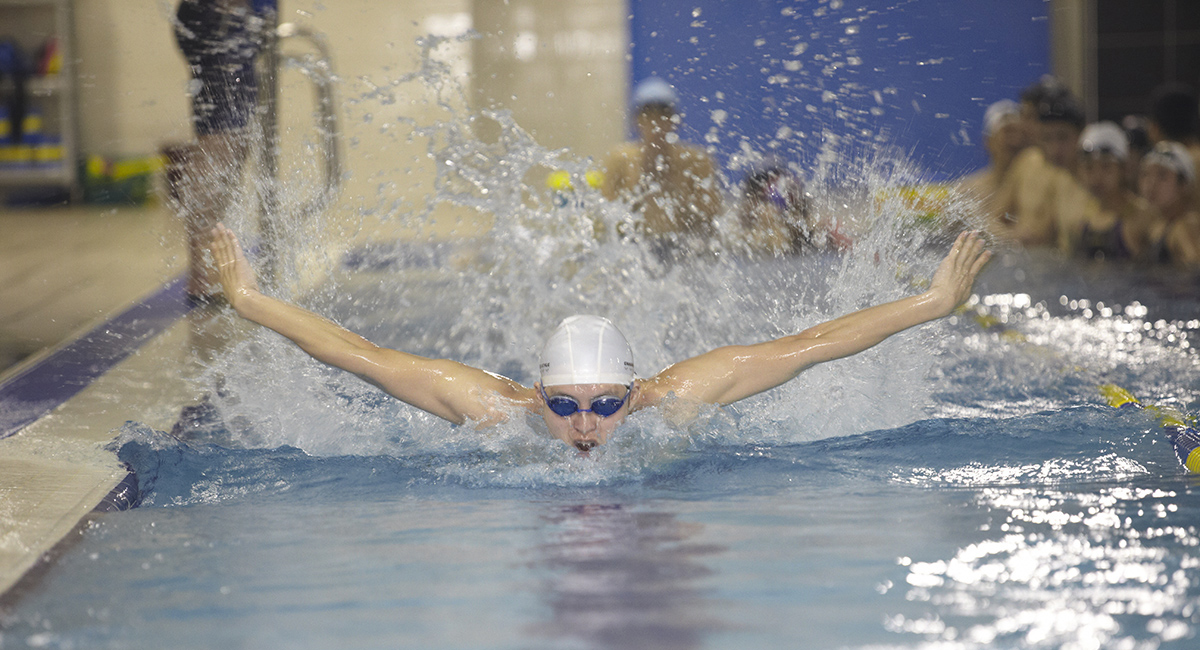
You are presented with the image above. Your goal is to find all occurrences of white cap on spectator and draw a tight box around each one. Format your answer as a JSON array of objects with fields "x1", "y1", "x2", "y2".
[
  {"x1": 632, "y1": 77, "x2": 677, "y2": 110},
  {"x1": 1143, "y1": 141, "x2": 1196, "y2": 186},
  {"x1": 983, "y1": 99, "x2": 1020, "y2": 138},
  {"x1": 1079, "y1": 121, "x2": 1129, "y2": 160}
]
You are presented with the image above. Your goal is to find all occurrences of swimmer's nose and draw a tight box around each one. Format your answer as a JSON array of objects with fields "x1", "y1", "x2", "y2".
[
  {"x1": 571, "y1": 411, "x2": 599, "y2": 434},
  {"x1": 574, "y1": 440, "x2": 597, "y2": 452}
]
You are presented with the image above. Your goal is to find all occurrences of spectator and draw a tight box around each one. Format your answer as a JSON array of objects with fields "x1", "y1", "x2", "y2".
[
  {"x1": 1122, "y1": 115, "x2": 1152, "y2": 192},
  {"x1": 1146, "y1": 83, "x2": 1200, "y2": 212},
  {"x1": 959, "y1": 99, "x2": 1028, "y2": 232},
  {"x1": 1064, "y1": 122, "x2": 1157, "y2": 260},
  {"x1": 1140, "y1": 141, "x2": 1200, "y2": 267},
  {"x1": 1034, "y1": 88, "x2": 1087, "y2": 174},
  {"x1": 172, "y1": 0, "x2": 270, "y2": 301},
  {"x1": 1147, "y1": 84, "x2": 1200, "y2": 150},
  {"x1": 733, "y1": 158, "x2": 848, "y2": 257},
  {"x1": 992, "y1": 82, "x2": 1085, "y2": 247},
  {"x1": 602, "y1": 77, "x2": 722, "y2": 262}
]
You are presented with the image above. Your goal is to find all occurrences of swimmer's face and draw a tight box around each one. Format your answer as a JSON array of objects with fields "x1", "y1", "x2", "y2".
[
  {"x1": 1080, "y1": 154, "x2": 1125, "y2": 199},
  {"x1": 989, "y1": 122, "x2": 1029, "y2": 165},
  {"x1": 637, "y1": 104, "x2": 677, "y2": 143},
  {"x1": 1039, "y1": 121, "x2": 1081, "y2": 169},
  {"x1": 1139, "y1": 162, "x2": 1189, "y2": 212},
  {"x1": 539, "y1": 383, "x2": 633, "y2": 452}
]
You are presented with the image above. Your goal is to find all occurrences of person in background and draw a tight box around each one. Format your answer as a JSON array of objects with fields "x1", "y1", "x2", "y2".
[
  {"x1": 958, "y1": 99, "x2": 1029, "y2": 232},
  {"x1": 1063, "y1": 122, "x2": 1157, "y2": 260},
  {"x1": 1016, "y1": 76, "x2": 1062, "y2": 150},
  {"x1": 602, "y1": 77, "x2": 723, "y2": 262},
  {"x1": 1146, "y1": 83, "x2": 1200, "y2": 212},
  {"x1": 993, "y1": 83, "x2": 1086, "y2": 247},
  {"x1": 172, "y1": 0, "x2": 272, "y2": 302},
  {"x1": 733, "y1": 158, "x2": 849, "y2": 257},
  {"x1": 1034, "y1": 89, "x2": 1086, "y2": 175},
  {"x1": 1139, "y1": 141, "x2": 1200, "y2": 268}
]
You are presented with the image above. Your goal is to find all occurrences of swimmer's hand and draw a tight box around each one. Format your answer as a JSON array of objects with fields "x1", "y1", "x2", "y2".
[
  {"x1": 926, "y1": 231, "x2": 991, "y2": 316},
  {"x1": 210, "y1": 223, "x2": 260, "y2": 312}
]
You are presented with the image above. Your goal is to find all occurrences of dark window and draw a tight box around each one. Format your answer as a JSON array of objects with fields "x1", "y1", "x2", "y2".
[{"x1": 1096, "y1": 0, "x2": 1200, "y2": 121}]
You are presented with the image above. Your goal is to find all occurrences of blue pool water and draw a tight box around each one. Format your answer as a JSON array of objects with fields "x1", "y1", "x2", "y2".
[{"x1": 2, "y1": 240, "x2": 1199, "y2": 648}]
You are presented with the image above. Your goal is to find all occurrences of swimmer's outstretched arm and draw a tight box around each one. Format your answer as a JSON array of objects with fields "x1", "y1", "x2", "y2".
[
  {"x1": 638, "y1": 231, "x2": 991, "y2": 408},
  {"x1": 209, "y1": 224, "x2": 531, "y2": 426}
]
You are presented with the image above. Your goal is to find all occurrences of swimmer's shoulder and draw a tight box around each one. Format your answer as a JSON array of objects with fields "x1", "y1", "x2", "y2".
[
  {"x1": 628, "y1": 376, "x2": 668, "y2": 413},
  {"x1": 467, "y1": 382, "x2": 540, "y2": 430},
  {"x1": 606, "y1": 142, "x2": 641, "y2": 163},
  {"x1": 602, "y1": 143, "x2": 641, "y2": 193},
  {"x1": 675, "y1": 142, "x2": 715, "y2": 164}
]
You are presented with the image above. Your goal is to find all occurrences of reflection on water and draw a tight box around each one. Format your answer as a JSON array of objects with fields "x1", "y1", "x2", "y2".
[
  {"x1": 533, "y1": 501, "x2": 725, "y2": 649},
  {"x1": 890, "y1": 461, "x2": 1200, "y2": 647}
]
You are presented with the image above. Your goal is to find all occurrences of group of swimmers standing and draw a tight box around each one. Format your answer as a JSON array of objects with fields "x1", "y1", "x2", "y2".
[
  {"x1": 595, "y1": 77, "x2": 847, "y2": 262},
  {"x1": 960, "y1": 77, "x2": 1200, "y2": 267},
  {"x1": 598, "y1": 75, "x2": 1200, "y2": 270}
]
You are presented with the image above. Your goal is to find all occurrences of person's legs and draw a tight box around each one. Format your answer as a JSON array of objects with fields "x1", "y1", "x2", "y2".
[{"x1": 178, "y1": 131, "x2": 250, "y2": 299}]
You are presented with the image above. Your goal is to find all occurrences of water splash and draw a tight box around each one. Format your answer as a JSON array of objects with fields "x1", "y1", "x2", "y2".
[
  {"x1": 170, "y1": 17, "x2": 1200, "y2": 493},
  {"x1": 169, "y1": 20, "x2": 978, "y2": 476}
]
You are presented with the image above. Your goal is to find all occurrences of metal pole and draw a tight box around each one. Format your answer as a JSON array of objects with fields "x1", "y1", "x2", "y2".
[{"x1": 257, "y1": 3, "x2": 282, "y2": 285}]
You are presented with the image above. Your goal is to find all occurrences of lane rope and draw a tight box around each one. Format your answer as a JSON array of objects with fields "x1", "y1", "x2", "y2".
[{"x1": 962, "y1": 305, "x2": 1199, "y2": 474}]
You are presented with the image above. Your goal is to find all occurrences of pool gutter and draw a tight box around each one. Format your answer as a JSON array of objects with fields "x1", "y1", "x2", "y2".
[{"x1": 0, "y1": 278, "x2": 200, "y2": 598}]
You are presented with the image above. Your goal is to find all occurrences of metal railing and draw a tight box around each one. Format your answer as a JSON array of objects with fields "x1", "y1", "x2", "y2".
[{"x1": 256, "y1": 12, "x2": 341, "y2": 282}]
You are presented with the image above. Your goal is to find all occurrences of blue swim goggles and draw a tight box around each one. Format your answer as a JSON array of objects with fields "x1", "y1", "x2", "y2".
[{"x1": 539, "y1": 384, "x2": 632, "y2": 418}]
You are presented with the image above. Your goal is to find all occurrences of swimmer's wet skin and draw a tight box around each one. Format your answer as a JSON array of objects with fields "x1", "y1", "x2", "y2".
[{"x1": 210, "y1": 224, "x2": 991, "y2": 451}]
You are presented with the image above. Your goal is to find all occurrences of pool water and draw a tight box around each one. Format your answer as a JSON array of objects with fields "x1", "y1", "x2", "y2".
[{"x1": 2, "y1": 241, "x2": 1199, "y2": 649}]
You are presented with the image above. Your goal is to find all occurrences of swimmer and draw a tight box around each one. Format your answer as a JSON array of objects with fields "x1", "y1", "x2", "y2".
[
  {"x1": 1065, "y1": 121, "x2": 1157, "y2": 260},
  {"x1": 1146, "y1": 83, "x2": 1200, "y2": 213},
  {"x1": 958, "y1": 99, "x2": 1029, "y2": 231},
  {"x1": 602, "y1": 77, "x2": 722, "y2": 261},
  {"x1": 994, "y1": 84, "x2": 1086, "y2": 247},
  {"x1": 1122, "y1": 115, "x2": 1152, "y2": 194},
  {"x1": 734, "y1": 158, "x2": 849, "y2": 256},
  {"x1": 1139, "y1": 141, "x2": 1200, "y2": 267},
  {"x1": 209, "y1": 224, "x2": 990, "y2": 452}
]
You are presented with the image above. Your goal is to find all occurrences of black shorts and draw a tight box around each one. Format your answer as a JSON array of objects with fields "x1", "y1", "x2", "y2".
[
  {"x1": 175, "y1": 0, "x2": 261, "y2": 135},
  {"x1": 188, "y1": 63, "x2": 257, "y2": 135}
]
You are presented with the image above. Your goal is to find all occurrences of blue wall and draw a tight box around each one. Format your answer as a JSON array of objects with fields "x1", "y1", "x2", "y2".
[{"x1": 629, "y1": 0, "x2": 1049, "y2": 183}]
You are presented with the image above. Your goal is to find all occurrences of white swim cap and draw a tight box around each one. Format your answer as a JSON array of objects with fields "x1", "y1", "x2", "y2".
[
  {"x1": 982, "y1": 99, "x2": 1020, "y2": 138},
  {"x1": 539, "y1": 315, "x2": 635, "y2": 387},
  {"x1": 1079, "y1": 121, "x2": 1128, "y2": 160},
  {"x1": 632, "y1": 77, "x2": 677, "y2": 110},
  {"x1": 1144, "y1": 141, "x2": 1196, "y2": 186}
]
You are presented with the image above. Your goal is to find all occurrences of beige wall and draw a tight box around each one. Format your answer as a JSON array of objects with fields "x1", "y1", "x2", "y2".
[
  {"x1": 471, "y1": 0, "x2": 628, "y2": 164},
  {"x1": 74, "y1": 1, "x2": 193, "y2": 155},
  {"x1": 1049, "y1": 0, "x2": 1096, "y2": 123}
]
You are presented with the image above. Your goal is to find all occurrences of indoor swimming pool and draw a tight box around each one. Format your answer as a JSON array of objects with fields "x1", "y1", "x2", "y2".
[
  {"x1": 1, "y1": 197, "x2": 1198, "y2": 649},
  {"x1": 2, "y1": 2, "x2": 1198, "y2": 648}
]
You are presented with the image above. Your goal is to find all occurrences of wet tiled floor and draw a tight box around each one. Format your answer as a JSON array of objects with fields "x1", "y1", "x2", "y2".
[{"x1": 0, "y1": 203, "x2": 185, "y2": 374}]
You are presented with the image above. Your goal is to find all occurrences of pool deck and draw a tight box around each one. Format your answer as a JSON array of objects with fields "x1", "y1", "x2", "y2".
[
  {"x1": 0, "y1": 200, "x2": 482, "y2": 600},
  {"x1": 0, "y1": 204, "x2": 198, "y2": 598}
]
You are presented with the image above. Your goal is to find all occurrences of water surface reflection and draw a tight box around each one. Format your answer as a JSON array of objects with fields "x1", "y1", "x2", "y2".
[{"x1": 532, "y1": 501, "x2": 726, "y2": 649}]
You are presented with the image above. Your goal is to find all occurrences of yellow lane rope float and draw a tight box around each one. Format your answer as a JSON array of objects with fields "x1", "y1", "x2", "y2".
[
  {"x1": 1098, "y1": 384, "x2": 1200, "y2": 474},
  {"x1": 962, "y1": 305, "x2": 1199, "y2": 474}
]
